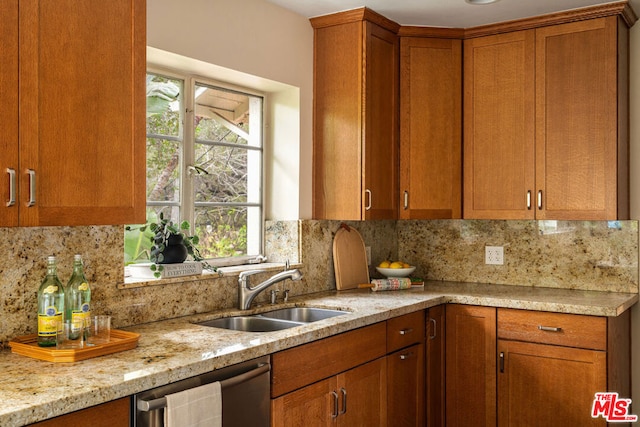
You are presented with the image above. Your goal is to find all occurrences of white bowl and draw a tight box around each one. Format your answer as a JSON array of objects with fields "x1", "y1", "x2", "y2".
[{"x1": 376, "y1": 266, "x2": 416, "y2": 278}]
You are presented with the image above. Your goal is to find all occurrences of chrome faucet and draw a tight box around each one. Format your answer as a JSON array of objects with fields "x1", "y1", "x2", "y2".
[{"x1": 238, "y1": 268, "x2": 303, "y2": 310}]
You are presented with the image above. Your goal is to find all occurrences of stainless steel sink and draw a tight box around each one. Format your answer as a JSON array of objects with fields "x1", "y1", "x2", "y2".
[
  {"x1": 258, "y1": 307, "x2": 349, "y2": 322},
  {"x1": 197, "y1": 316, "x2": 303, "y2": 332}
]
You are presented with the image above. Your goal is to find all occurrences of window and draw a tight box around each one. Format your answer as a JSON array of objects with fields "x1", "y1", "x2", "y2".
[{"x1": 125, "y1": 71, "x2": 264, "y2": 267}]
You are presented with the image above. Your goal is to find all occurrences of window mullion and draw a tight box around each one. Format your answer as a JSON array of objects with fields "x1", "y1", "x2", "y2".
[{"x1": 182, "y1": 77, "x2": 196, "y2": 233}]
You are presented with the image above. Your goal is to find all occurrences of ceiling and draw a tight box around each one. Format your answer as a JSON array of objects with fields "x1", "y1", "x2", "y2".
[{"x1": 266, "y1": 0, "x2": 639, "y2": 28}]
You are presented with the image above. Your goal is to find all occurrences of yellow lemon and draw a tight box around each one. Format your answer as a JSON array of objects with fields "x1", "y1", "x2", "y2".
[
  {"x1": 389, "y1": 261, "x2": 404, "y2": 269},
  {"x1": 378, "y1": 260, "x2": 391, "y2": 268}
]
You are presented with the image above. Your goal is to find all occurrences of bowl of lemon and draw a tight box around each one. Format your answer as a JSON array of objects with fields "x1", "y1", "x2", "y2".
[{"x1": 375, "y1": 260, "x2": 416, "y2": 278}]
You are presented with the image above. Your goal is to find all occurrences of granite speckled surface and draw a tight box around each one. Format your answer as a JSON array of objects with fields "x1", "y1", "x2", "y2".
[{"x1": 0, "y1": 282, "x2": 636, "y2": 426}]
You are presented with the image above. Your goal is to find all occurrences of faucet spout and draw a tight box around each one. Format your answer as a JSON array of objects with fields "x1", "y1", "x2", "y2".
[{"x1": 238, "y1": 268, "x2": 303, "y2": 310}]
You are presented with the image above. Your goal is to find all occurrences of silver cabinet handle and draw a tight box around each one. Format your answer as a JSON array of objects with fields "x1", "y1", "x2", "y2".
[
  {"x1": 403, "y1": 190, "x2": 408, "y2": 210},
  {"x1": 526, "y1": 190, "x2": 532, "y2": 210},
  {"x1": 365, "y1": 189, "x2": 372, "y2": 211},
  {"x1": 27, "y1": 169, "x2": 36, "y2": 207},
  {"x1": 6, "y1": 168, "x2": 16, "y2": 207},
  {"x1": 331, "y1": 391, "x2": 339, "y2": 418},
  {"x1": 339, "y1": 388, "x2": 347, "y2": 415},
  {"x1": 538, "y1": 325, "x2": 562, "y2": 332},
  {"x1": 537, "y1": 190, "x2": 543, "y2": 210},
  {"x1": 428, "y1": 318, "x2": 437, "y2": 340},
  {"x1": 499, "y1": 351, "x2": 505, "y2": 373},
  {"x1": 399, "y1": 328, "x2": 413, "y2": 335}
]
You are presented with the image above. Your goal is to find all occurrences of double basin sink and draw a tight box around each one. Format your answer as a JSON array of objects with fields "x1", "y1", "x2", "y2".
[{"x1": 197, "y1": 307, "x2": 349, "y2": 332}]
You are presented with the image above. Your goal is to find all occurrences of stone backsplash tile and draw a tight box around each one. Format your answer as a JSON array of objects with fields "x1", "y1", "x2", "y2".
[
  {"x1": 397, "y1": 220, "x2": 638, "y2": 293},
  {"x1": 0, "y1": 219, "x2": 636, "y2": 345}
]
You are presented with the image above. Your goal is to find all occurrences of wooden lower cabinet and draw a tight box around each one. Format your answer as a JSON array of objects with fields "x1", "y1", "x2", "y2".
[
  {"x1": 445, "y1": 304, "x2": 497, "y2": 427},
  {"x1": 498, "y1": 340, "x2": 606, "y2": 427},
  {"x1": 271, "y1": 357, "x2": 387, "y2": 426},
  {"x1": 387, "y1": 343, "x2": 424, "y2": 426},
  {"x1": 426, "y1": 305, "x2": 445, "y2": 427},
  {"x1": 28, "y1": 397, "x2": 130, "y2": 427}
]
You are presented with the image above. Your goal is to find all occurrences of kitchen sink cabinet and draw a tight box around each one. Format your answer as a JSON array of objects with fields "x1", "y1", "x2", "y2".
[
  {"x1": 426, "y1": 305, "x2": 445, "y2": 427},
  {"x1": 272, "y1": 311, "x2": 430, "y2": 427},
  {"x1": 272, "y1": 358, "x2": 387, "y2": 427},
  {"x1": 399, "y1": 36, "x2": 462, "y2": 219},
  {"x1": 28, "y1": 397, "x2": 129, "y2": 427},
  {"x1": 464, "y1": 15, "x2": 630, "y2": 220},
  {"x1": 1, "y1": 0, "x2": 146, "y2": 227},
  {"x1": 445, "y1": 304, "x2": 497, "y2": 427},
  {"x1": 497, "y1": 308, "x2": 631, "y2": 427},
  {"x1": 271, "y1": 322, "x2": 387, "y2": 426},
  {"x1": 310, "y1": 9, "x2": 399, "y2": 220}
]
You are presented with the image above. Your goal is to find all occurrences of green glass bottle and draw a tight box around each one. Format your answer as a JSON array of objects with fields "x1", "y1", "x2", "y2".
[
  {"x1": 65, "y1": 254, "x2": 91, "y2": 340},
  {"x1": 37, "y1": 256, "x2": 65, "y2": 347}
]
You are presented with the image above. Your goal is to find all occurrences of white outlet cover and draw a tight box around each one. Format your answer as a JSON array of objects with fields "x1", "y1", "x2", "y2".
[{"x1": 485, "y1": 246, "x2": 504, "y2": 265}]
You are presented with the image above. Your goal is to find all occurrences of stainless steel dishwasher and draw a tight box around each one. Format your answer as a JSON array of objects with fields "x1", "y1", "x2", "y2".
[{"x1": 133, "y1": 355, "x2": 270, "y2": 427}]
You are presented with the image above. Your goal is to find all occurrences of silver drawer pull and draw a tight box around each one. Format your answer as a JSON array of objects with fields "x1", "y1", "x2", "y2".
[
  {"x1": 399, "y1": 351, "x2": 414, "y2": 360},
  {"x1": 399, "y1": 328, "x2": 414, "y2": 335},
  {"x1": 538, "y1": 325, "x2": 562, "y2": 332},
  {"x1": 6, "y1": 168, "x2": 16, "y2": 207}
]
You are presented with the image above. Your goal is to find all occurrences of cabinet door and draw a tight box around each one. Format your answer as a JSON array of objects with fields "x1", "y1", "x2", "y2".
[
  {"x1": 498, "y1": 340, "x2": 606, "y2": 427},
  {"x1": 271, "y1": 376, "x2": 336, "y2": 427},
  {"x1": 535, "y1": 17, "x2": 620, "y2": 220},
  {"x1": 363, "y1": 21, "x2": 398, "y2": 220},
  {"x1": 312, "y1": 19, "x2": 363, "y2": 220},
  {"x1": 29, "y1": 397, "x2": 130, "y2": 427},
  {"x1": 426, "y1": 305, "x2": 445, "y2": 427},
  {"x1": 339, "y1": 357, "x2": 387, "y2": 426},
  {"x1": 463, "y1": 30, "x2": 535, "y2": 219},
  {"x1": 19, "y1": 0, "x2": 146, "y2": 226},
  {"x1": 387, "y1": 343, "x2": 424, "y2": 426},
  {"x1": 399, "y1": 37, "x2": 461, "y2": 219},
  {"x1": 0, "y1": 0, "x2": 19, "y2": 226},
  {"x1": 446, "y1": 304, "x2": 497, "y2": 427}
]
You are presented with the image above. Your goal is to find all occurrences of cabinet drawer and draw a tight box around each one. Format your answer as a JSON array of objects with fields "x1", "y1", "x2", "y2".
[
  {"x1": 387, "y1": 310, "x2": 425, "y2": 353},
  {"x1": 498, "y1": 308, "x2": 606, "y2": 350},
  {"x1": 271, "y1": 322, "x2": 386, "y2": 398}
]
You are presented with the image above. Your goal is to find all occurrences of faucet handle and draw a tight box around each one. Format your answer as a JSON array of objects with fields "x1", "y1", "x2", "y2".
[
  {"x1": 239, "y1": 269, "x2": 265, "y2": 284},
  {"x1": 270, "y1": 289, "x2": 279, "y2": 304}
]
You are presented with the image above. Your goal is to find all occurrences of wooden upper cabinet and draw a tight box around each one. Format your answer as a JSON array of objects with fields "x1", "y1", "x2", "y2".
[
  {"x1": 0, "y1": 0, "x2": 19, "y2": 227},
  {"x1": 399, "y1": 37, "x2": 462, "y2": 219},
  {"x1": 463, "y1": 30, "x2": 536, "y2": 220},
  {"x1": 535, "y1": 17, "x2": 627, "y2": 220},
  {"x1": 464, "y1": 14, "x2": 630, "y2": 220},
  {"x1": 311, "y1": 9, "x2": 399, "y2": 220},
  {"x1": 4, "y1": 0, "x2": 146, "y2": 227}
]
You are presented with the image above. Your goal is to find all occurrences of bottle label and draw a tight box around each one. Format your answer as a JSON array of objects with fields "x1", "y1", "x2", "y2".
[
  {"x1": 42, "y1": 285, "x2": 58, "y2": 294},
  {"x1": 71, "y1": 307, "x2": 91, "y2": 327},
  {"x1": 38, "y1": 310, "x2": 62, "y2": 337}
]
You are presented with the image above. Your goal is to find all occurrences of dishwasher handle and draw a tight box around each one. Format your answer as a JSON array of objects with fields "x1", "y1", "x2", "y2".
[{"x1": 136, "y1": 362, "x2": 270, "y2": 412}]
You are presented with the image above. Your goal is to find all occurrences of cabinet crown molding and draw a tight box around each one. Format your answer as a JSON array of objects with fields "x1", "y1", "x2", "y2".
[{"x1": 312, "y1": 1, "x2": 637, "y2": 38}]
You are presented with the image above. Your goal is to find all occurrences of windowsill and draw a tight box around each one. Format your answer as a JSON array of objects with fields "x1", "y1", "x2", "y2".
[{"x1": 118, "y1": 262, "x2": 302, "y2": 290}]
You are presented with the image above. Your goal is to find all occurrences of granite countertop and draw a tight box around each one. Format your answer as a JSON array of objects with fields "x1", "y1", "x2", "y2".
[{"x1": 1, "y1": 281, "x2": 637, "y2": 426}]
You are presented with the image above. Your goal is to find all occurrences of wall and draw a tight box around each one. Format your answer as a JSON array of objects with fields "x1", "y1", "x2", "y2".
[{"x1": 147, "y1": 0, "x2": 314, "y2": 220}]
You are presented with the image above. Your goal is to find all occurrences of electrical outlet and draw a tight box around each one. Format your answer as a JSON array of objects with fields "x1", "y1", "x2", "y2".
[
  {"x1": 485, "y1": 246, "x2": 504, "y2": 265},
  {"x1": 365, "y1": 246, "x2": 371, "y2": 266}
]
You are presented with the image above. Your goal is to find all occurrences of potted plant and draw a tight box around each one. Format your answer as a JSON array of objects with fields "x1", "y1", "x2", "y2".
[{"x1": 126, "y1": 213, "x2": 215, "y2": 278}]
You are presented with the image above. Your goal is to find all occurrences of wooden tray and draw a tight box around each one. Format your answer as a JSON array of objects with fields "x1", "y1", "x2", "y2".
[{"x1": 9, "y1": 329, "x2": 140, "y2": 363}]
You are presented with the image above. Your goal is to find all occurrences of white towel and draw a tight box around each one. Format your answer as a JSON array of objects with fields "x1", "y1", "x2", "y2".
[{"x1": 164, "y1": 381, "x2": 222, "y2": 427}]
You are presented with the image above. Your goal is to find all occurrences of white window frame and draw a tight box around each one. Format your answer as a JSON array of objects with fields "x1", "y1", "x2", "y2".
[{"x1": 147, "y1": 67, "x2": 266, "y2": 267}]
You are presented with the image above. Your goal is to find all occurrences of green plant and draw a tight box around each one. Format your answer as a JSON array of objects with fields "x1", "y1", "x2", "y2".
[{"x1": 126, "y1": 213, "x2": 216, "y2": 278}]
